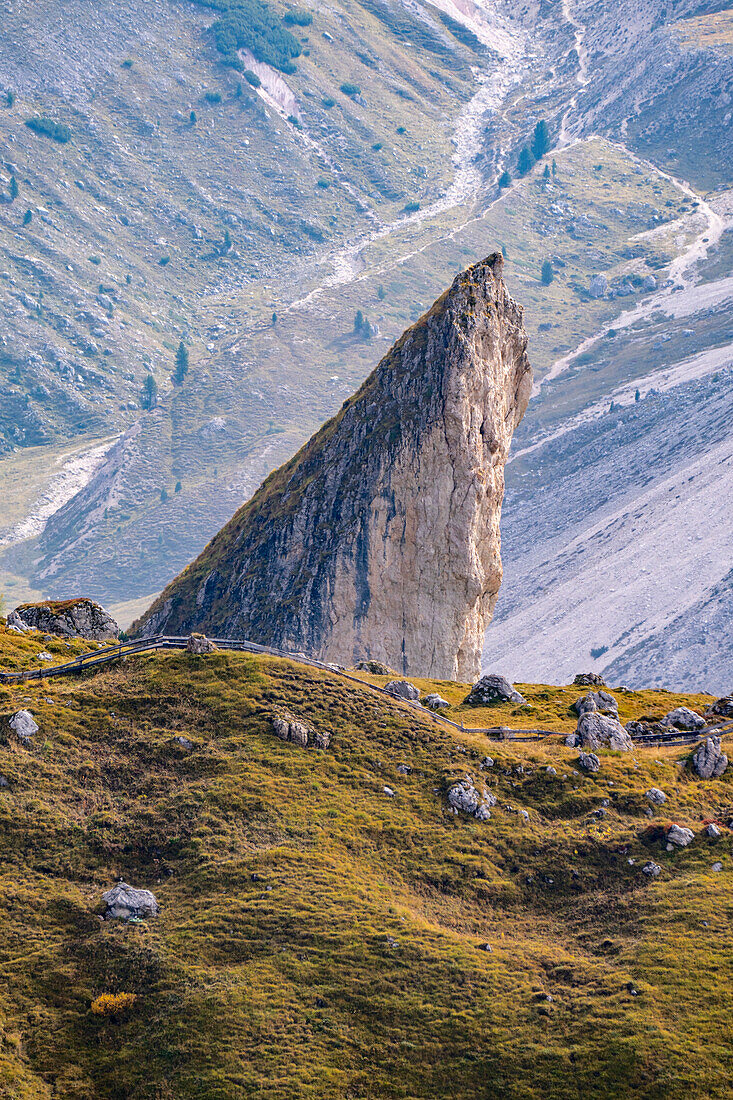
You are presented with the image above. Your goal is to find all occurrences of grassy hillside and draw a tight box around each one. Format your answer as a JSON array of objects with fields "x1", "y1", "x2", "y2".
[{"x1": 0, "y1": 623, "x2": 731, "y2": 1097}]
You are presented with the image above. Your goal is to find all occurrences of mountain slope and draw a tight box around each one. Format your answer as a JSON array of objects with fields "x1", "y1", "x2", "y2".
[{"x1": 0, "y1": 623, "x2": 731, "y2": 1098}]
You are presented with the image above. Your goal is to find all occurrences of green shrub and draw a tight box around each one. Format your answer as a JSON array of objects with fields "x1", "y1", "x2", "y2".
[
  {"x1": 396, "y1": 125, "x2": 406, "y2": 134},
  {"x1": 5, "y1": 90, "x2": 14, "y2": 107},
  {"x1": 498, "y1": 169, "x2": 511, "y2": 189},
  {"x1": 316, "y1": 178, "x2": 330, "y2": 188},
  {"x1": 244, "y1": 69, "x2": 261, "y2": 87},
  {"x1": 23, "y1": 209, "x2": 32, "y2": 225},
  {"x1": 340, "y1": 82, "x2": 360, "y2": 96},
  {"x1": 121, "y1": 59, "x2": 134, "y2": 69},
  {"x1": 372, "y1": 141, "x2": 382, "y2": 151},
  {"x1": 25, "y1": 116, "x2": 71, "y2": 143},
  {"x1": 204, "y1": 91, "x2": 222, "y2": 103},
  {"x1": 321, "y1": 96, "x2": 335, "y2": 108},
  {"x1": 159, "y1": 255, "x2": 170, "y2": 265},
  {"x1": 404, "y1": 200, "x2": 420, "y2": 213},
  {"x1": 287, "y1": 114, "x2": 302, "y2": 129},
  {"x1": 193, "y1": 0, "x2": 302, "y2": 74},
  {"x1": 9, "y1": 175, "x2": 18, "y2": 200},
  {"x1": 88, "y1": 255, "x2": 101, "y2": 264},
  {"x1": 283, "y1": 8, "x2": 312, "y2": 25},
  {"x1": 541, "y1": 259, "x2": 553, "y2": 285}
]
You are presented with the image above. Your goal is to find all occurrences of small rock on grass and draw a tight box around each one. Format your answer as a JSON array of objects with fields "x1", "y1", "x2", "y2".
[
  {"x1": 578, "y1": 750, "x2": 600, "y2": 773},
  {"x1": 666, "y1": 824, "x2": 694, "y2": 848},
  {"x1": 642, "y1": 862, "x2": 661, "y2": 878},
  {"x1": 706, "y1": 823, "x2": 721, "y2": 838},
  {"x1": 712, "y1": 862, "x2": 723, "y2": 873},
  {"x1": 9, "y1": 710, "x2": 38, "y2": 743},
  {"x1": 646, "y1": 788, "x2": 666, "y2": 805}
]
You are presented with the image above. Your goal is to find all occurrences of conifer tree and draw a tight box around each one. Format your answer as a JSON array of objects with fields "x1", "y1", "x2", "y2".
[
  {"x1": 173, "y1": 340, "x2": 189, "y2": 384},
  {"x1": 517, "y1": 146, "x2": 535, "y2": 176},
  {"x1": 532, "y1": 119, "x2": 551, "y2": 159}
]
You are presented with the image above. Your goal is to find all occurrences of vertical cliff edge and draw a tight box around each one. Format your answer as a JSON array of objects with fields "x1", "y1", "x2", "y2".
[{"x1": 133, "y1": 254, "x2": 532, "y2": 679}]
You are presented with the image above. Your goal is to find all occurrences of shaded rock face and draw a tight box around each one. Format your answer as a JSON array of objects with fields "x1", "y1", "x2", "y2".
[
  {"x1": 134, "y1": 256, "x2": 532, "y2": 680},
  {"x1": 9, "y1": 599, "x2": 118, "y2": 641}
]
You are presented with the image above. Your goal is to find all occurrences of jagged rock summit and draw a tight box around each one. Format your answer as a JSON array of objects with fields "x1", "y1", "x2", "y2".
[{"x1": 134, "y1": 256, "x2": 531, "y2": 679}]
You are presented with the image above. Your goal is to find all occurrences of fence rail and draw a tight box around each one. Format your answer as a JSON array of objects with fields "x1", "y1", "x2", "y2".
[{"x1": 2, "y1": 633, "x2": 729, "y2": 746}]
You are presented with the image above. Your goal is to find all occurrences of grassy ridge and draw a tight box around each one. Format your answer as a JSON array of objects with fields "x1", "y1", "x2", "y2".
[{"x1": 0, "y1": 625, "x2": 731, "y2": 1097}]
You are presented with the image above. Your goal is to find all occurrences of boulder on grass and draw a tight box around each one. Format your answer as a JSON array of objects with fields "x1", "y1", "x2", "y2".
[
  {"x1": 356, "y1": 660, "x2": 393, "y2": 675},
  {"x1": 272, "y1": 711, "x2": 330, "y2": 749},
  {"x1": 9, "y1": 710, "x2": 38, "y2": 743},
  {"x1": 666, "y1": 824, "x2": 694, "y2": 848},
  {"x1": 573, "y1": 672, "x2": 606, "y2": 687},
  {"x1": 464, "y1": 674, "x2": 525, "y2": 706},
  {"x1": 661, "y1": 706, "x2": 705, "y2": 732},
  {"x1": 186, "y1": 633, "x2": 217, "y2": 655},
  {"x1": 572, "y1": 691, "x2": 618, "y2": 717},
  {"x1": 577, "y1": 711, "x2": 633, "y2": 752},
  {"x1": 708, "y1": 696, "x2": 733, "y2": 719},
  {"x1": 102, "y1": 882, "x2": 159, "y2": 920},
  {"x1": 385, "y1": 680, "x2": 420, "y2": 702},
  {"x1": 9, "y1": 598, "x2": 118, "y2": 641},
  {"x1": 646, "y1": 788, "x2": 666, "y2": 806},
  {"x1": 447, "y1": 776, "x2": 496, "y2": 822},
  {"x1": 424, "y1": 693, "x2": 450, "y2": 709},
  {"x1": 578, "y1": 750, "x2": 600, "y2": 773},
  {"x1": 691, "y1": 736, "x2": 728, "y2": 779}
]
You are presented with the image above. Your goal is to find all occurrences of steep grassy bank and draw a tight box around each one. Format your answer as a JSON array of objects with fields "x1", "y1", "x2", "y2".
[{"x1": 0, "y1": 625, "x2": 731, "y2": 1097}]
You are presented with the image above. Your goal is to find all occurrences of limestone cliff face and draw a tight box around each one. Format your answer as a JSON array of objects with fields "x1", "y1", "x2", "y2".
[{"x1": 133, "y1": 255, "x2": 532, "y2": 679}]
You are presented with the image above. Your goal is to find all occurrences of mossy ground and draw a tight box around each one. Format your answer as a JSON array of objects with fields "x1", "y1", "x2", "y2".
[{"x1": 0, "y1": 624, "x2": 731, "y2": 1098}]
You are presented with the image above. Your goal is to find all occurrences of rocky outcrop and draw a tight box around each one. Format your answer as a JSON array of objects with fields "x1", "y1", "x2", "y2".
[
  {"x1": 8, "y1": 599, "x2": 118, "y2": 641},
  {"x1": 133, "y1": 256, "x2": 532, "y2": 680},
  {"x1": 691, "y1": 736, "x2": 728, "y2": 779},
  {"x1": 272, "y1": 711, "x2": 330, "y2": 749},
  {"x1": 464, "y1": 673, "x2": 525, "y2": 706}
]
